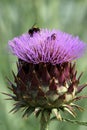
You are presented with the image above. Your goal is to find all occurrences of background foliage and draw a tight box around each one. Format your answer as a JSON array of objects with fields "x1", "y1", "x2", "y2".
[{"x1": 0, "y1": 0, "x2": 87, "y2": 130}]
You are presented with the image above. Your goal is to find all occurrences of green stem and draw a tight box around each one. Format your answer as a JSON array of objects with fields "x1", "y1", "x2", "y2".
[
  {"x1": 40, "y1": 110, "x2": 50, "y2": 130},
  {"x1": 40, "y1": 120, "x2": 48, "y2": 130}
]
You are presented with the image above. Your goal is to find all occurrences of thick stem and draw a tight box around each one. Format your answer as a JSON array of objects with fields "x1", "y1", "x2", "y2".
[
  {"x1": 40, "y1": 120, "x2": 48, "y2": 130},
  {"x1": 40, "y1": 110, "x2": 50, "y2": 130}
]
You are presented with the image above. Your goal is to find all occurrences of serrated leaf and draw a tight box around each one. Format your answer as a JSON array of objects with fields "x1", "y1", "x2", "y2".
[
  {"x1": 62, "y1": 118, "x2": 87, "y2": 126},
  {"x1": 64, "y1": 107, "x2": 76, "y2": 118},
  {"x1": 50, "y1": 116, "x2": 87, "y2": 126},
  {"x1": 2, "y1": 92, "x2": 17, "y2": 100},
  {"x1": 9, "y1": 101, "x2": 26, "y2": 113},
  {"x1": 22, "y1": 107, "x2": 35, "y2": 117},
  {"x1": 35, "y1": 108, "x2": 41, "y2": 118},
  {"x1": 73, "y1": 95, "x2": 87, "y2": 101},
  {"x1": 52, "y1": 109, "x2": 62, "y2": 121},
  {"x1": 70, "y1": 103, "x2": 84, "y2": 111}
]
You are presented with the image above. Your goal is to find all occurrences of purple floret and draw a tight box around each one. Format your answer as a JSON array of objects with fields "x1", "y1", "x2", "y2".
[{"x1": 8, "y1": 29, "x2": 86, "y2": 65}]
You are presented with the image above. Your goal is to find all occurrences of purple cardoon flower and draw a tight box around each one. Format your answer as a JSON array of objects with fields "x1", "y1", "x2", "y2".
[
  {"x1": 8, "y1": 29, "x2": 85, "y2": 64},
  {"x1": 6, "y1": 28, "x2": 87, "y2": 130}
]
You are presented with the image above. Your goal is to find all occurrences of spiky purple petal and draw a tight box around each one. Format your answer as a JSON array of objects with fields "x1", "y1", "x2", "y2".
[{"x1": 8, "y1": 29, "x2": 86, "y2": 65}]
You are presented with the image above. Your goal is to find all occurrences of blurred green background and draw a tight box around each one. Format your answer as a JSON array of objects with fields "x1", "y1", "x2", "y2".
[{"x1": 0, "y1": 0, "x2": 87, "y2": 130}]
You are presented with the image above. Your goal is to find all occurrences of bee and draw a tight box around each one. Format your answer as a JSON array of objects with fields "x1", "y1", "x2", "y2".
[
  {"x1": 28, "y1": 24, "x2": 40, "y2": 37},
  {"x1": 51, "y1": 33, "x2": 56, "y2": 40}
]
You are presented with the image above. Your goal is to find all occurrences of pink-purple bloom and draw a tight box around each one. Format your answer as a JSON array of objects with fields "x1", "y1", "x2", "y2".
[{"x1": 8, "y1": 29, "x2": 86, "y2": 64}]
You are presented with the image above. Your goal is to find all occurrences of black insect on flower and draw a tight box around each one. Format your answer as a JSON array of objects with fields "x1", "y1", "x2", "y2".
[{"x1": 28, "y1": 24, "x2": 40, "y2": 37}]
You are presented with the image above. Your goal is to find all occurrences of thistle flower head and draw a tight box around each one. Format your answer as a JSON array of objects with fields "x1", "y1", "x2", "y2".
[
  {"x1": 9, "y1": 29, "x2": 86, "y2": 64},
  {"x1": 7, "y1": 28, "x2": 87, "y2": 123}
]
